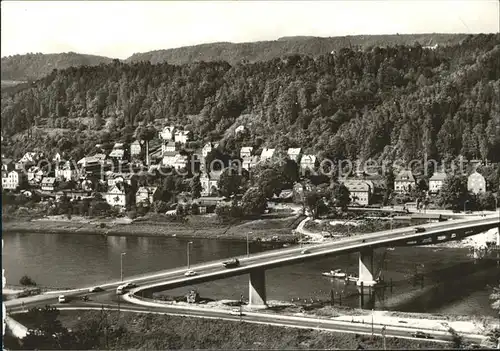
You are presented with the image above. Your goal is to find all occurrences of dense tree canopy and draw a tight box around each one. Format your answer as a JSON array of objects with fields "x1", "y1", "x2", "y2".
[{"x1": 2, "y1": 34, "x2": 500, "y2": 165}]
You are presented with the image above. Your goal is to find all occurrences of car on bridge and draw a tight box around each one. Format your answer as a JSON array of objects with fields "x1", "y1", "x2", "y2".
[
  {"x1": 58, "y1": 295, "x2": 68, "y2": 303},
  {"x1": 88, "y1": 286, "x2": 104, "y2": 293},
  {"x1": 184, "y1": 270, "x2": 197, "y2": 277},
  {"x1": 222, "y1": 258, "x2": 240, "y2": 268},
  {"x1": 414, "y1": 227, "x2": 426, "y2": 233},
  {"x1": 300, "y1": 248, "x2": 310, "y2": 254},
  {"x1": 412, "y1": 331, "x2": 433, "y2": 339}
]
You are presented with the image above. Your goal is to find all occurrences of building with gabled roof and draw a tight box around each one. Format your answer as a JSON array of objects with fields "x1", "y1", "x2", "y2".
[
  {"x1": 260, "y1": 148, "x2": 275, "y2": 162},
  {"x1": 467, "y1": 171, "x2": 486, "y2": 195},
  {"x1": 287, "y1": 148, "x2": 302, "y2": 162},
  {"x1": 429, "y1": 172, "x2": 447, "y2": 194},
  {"x1": 300, "y1": 155, "x2": 317, "y2": 171},
  {"x1": 394, "y1": 170, "x2": 415, "y2": 194}
]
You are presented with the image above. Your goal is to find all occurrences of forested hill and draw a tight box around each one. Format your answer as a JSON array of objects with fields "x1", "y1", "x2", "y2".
[
  {"x1": 1, "y1": 52, "x2": 113, "y2": 81},
  {"x1": 1, "y1": 34, "x2": 499, "y2": 164},
  {"x1": 126, "y1": 34, "x2": 468, "y2": 65}
]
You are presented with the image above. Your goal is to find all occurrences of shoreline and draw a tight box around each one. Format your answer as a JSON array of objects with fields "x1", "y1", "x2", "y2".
[{"x1": 1, "y1": 216, "x2": 300, "y2": 243}]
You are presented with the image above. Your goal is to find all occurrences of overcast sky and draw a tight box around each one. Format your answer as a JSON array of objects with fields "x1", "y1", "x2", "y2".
[{"x1": 2, "y1": 1, "x2": 499, "y2": 59}]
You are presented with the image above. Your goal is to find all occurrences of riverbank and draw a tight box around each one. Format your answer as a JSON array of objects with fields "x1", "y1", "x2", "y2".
[{"x1": 1, "y1": 214, "x2": 305, "y2": 243}]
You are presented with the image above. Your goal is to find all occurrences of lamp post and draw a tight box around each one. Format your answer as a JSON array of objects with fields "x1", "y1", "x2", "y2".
[
  {"x1": 247, "y1": 232, "x2": 251, "y2": 258},
  {"x1": 371, "y1": 308, "x2": 374, "y2": 336},
  {"x1": 390, "y1": 216, "x2": 393, "y2": 231},
  {"x1": 187, "y1": 241, "x2": 193, "y2": 269},
  {"x1": 464, "y1": 199, "x2": 469, "y2": 214},
  {"x1": 120, "y1": 252, "x2": 126, "y2": 282},
  {"x1": 381, "y1": 325, "x2": 387, "y2": 350}
]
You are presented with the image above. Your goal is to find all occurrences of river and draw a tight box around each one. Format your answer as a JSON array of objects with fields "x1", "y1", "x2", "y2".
[{"x1": 2, "y1": 232, "x2": 499, "y2": 317}]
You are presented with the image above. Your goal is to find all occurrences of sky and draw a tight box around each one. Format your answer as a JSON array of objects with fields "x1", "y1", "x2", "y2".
[{"x1": 1, "y1": 0, "x2": 499, "y2": 59}]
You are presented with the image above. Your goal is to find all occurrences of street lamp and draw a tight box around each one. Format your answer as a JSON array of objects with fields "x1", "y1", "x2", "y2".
[
  {"x1": 120, "y1": 252, "x2": 126, "y2": 282},
  {"x1": 247, "y1": 232, "x2": 251, "y2": 258},
  {"x1": 187, "y1": 241, "x2": 193, "y2": 269}
]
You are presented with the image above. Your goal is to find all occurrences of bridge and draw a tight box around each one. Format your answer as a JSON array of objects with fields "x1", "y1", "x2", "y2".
[
  {"x1": 6, "y1": 213, "x2": 499, "y2": 311},
  {"x1": 128, "y1": 214, "x2": 500, "y2": 307}
]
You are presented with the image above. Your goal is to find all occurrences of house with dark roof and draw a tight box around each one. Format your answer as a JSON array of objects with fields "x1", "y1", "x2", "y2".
[{"x1": 429, "y1": 172, "x2": 447, "y2": 194}]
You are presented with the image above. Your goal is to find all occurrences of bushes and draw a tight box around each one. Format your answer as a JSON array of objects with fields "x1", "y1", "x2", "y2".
[{"x1": 20, "y1": 275, "x2": 36, "y2": 286}]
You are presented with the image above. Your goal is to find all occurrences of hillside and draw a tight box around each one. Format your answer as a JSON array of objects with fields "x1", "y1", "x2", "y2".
[
  {"x1": 1, "y1": 34, "x2": 499, "y2": 165},
  {"x1": 126, "y1": 33, "x2": 469, "y2": 65},
  {"x1": 1, "y1": 52, "x2": 113, "y2": 81}
]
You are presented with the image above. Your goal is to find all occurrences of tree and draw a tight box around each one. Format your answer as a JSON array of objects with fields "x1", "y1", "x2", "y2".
[
  {"x1": 20, "y1": 275, "x2": 36, "y2": 286},
  {"x1": 331, "y1": 182, "x2": 351, "y2": 211},
  {"x1": 241, "y1": 187, "x2": 267, "y2": 217},
  {"x1": 190, "y1": 175, "x2": 202, "y2": 199},
  {"x1": 218, "y1": 167, "x2": 242, "y2": 198},
  {"x1": 477, "y1": 191, "x2": 496, "y2": 210},
  {"x1": 438, "y1": 175, "x2": 470, "y2": 210},
  {"x1": 304, "y1": 190, "x2": 323, "y2": 219},
  {"x1": 151, "y1": 200, "x2": 169, "y2": 213},
  {"x1": 255, "y1": 167, "x2": 284, "y2": 199},
  {"x1": 134, "y1": 124, "x2": 157, "y2": 166}
]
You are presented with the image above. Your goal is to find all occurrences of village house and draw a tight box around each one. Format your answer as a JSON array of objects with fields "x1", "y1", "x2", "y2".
[
  {"x1": 173, "y1": 154, "x2": 189, "y2": 170},
  {"x1": 77, "y1": 154, "x2": 106, "y2": 168},
  {"x1": 105, "y1": 185, "x2": 128, "y2": 208},
  {"x1": 107, "y1": 173, "x2": 136, "y2": 188},
  {"x1": 55, "y1": 190, "x2": 92, "y2": 202},
  {"x1": 341, "y1": 179, "x2": 372, "y2": 206},
  {"x1": 174, "y1": 130, "x2": 191, "y2": 144},
  {"x1": 27, "y1": 166, "x2": 45, "y2": 185},
  {"x1": 2, "y1": 158, "x2": 14, "y2": 172},
  {"x1": 55, "y1": 160, "x2": 78, "y2": 181},
  {"x1": 130, "y1": 140, "x2": 142, "y2": 157},
  {"x1": 159, "y1": 126, "x2": 176, "y2": 141},
  {"x1": 20, "y1": 152, "x2": 39, "y2": 164},
  {"x1": 161, "y1": 141, "x2": 176, "y2": 155},
  {"x1": 41, "y1": 177, "x2": 57, "y2": 192},
  {"x1": 136, "y1": 186, "x2": 159, "y2": 205},
  {"x1": 429, "y1": 172, "x2": 447, "y2": 194},
  {"x1": 53, "y1": 153, "x2": 62, "y2": 163},
  {"x1": 108, "y1": 148, "x2": 126, "y2": 161},
  {"x1": 200, "y1": 171, "x2": 222, "y2": 196},
  {"x1": 2, "y1": 170, "x2": 26, "y2": 190},
  {"x1": 394, "y1": 170, "x2": 415, "y2": 194},
  {"x1": 300, "y1": 155, "x2": 317, "y2": 171},
  {"x1": 202, "y1": 142, "x2": 214, "y2": 158},
  {"x1": 287, "y1": 148, "x2": 302, "y2": 163},
  {"x1": 162, "y1": 151, "x2": 178, "y2": 168},
  {"x1": 260, "y1": 148, "x2": 275, "y2": 162},
  {"x1": 196, "y1": 196, "x2": 226, "y2": 214},
  {"x1": 467, "y1": 171, "x2": 486, "y2": 194},
  {"x1": 235, "y1": 125, "x2": 245, "y2": 134},
  {"x1": 242, "y1": 155, "x2": 260, "y2": 170},
  {"x1": 240, "y1": 146, "x2": 253, "y2": 159}
]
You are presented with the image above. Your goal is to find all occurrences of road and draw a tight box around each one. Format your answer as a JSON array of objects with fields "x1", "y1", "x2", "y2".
[{"x1": 8, "y1": 295, "x2": 485, "y2": 345}]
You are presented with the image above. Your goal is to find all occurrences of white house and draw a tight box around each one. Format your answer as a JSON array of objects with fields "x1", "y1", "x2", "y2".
[
  {"x1": 394, "y1": 170, "x2": 415, "y2": 194},
  {"x1": 20, "y1": 152, "x2": 38, "y2": 164},
  {"x1": 240, "y1": 146, "x2": 253, "y2": 159},
  {"x1": 260, "y1": 148, "x2": 275, "y2": 162},
  {"x1": 467, "y1": 171, "x2": 486, "y2": 195},
  {"x1": 136, "y1": 186, "x2": 158, "y2": 205},
  {"x1": 242, "y1": 156, "x2": 260, "y2": 170},
  {"x1": 174, "y1": 130, "x2": 191, "y2": 144},
  {"x1": 202, "y1": 142, "x2": 214, "y2": 158},
  {"x1": 55, "y1": 160, "x2": 78, "y2": 181},
  {"x1": 173, "y1": 154, "x2": 189, "y2": 170},
  {"x1": 300, "y1": 155, "x2": 317, "y2": 171},
  {"x1": 53, "y1": 153, "x2": 62, "y2": 162},
  {"x1": 162, "y1": 151, "x2": 178, "y2": 168},
  {"x1": 429, "y1": 172, "x2": 447, "y2": 194},
  {"x1": 41, "y1": 177, "x2": 57, "y2": 192},
  {"x1": 159, "y1": 126, "x2": 176, "y2": 141},
  {"x1": 130, "y1": 140, "x2": 142, "y2": 157},
  {"x1": 109, "y1": 148, "x2": 125, "y2": 160},
  {"x1": 235, "y1": 125, "x2": 245, "y2": 134},
  {"x1": 105, "y1": 185, "x2": 127, "y2": 208},
  {"x1": 27, "y1": 166, "x2": 44, "y2": 183},
  {"x1": 2, "y1": 170, "x2": 25, "y2": 190},
  {"x1": 287, "y1": 148, "x2": 302, "y2": 162},
  {"x1": 161, "y1": 141, "x2": 176, "y2": 155},
  {"x1": 200, "y1": 171, "x2": 222, "y2": 196}
]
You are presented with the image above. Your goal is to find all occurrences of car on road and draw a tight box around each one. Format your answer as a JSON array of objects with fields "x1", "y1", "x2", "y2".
[
  {"x1": 122, "y1": 282, "x2": 137, "y2": 289},
  {"x1": 414, "y1": 227, "x2": 426, "y2": 233},
  {"x1": 184, "y1": 270, "x2": 197, "y2": 277},
  {"x1": 300, "y1": 248, "x2": 310, "y2": 254},
  {"x1": 222, "y1": 258, "x2": 240, "y2": 268},
  {"x1": 58, "y1": 295, "x2": 67, "y2": 303},
  {"x1": 88, "y1": 286, "x2": 104, "y2": 293},
  {"x1": 230, "y1": 308, "x2": 243, "y2": 316},
  {"x1": 361, "y1": 239, "x2": 366, "y2": 243},
  {"x1": 412, "y1": 331, "x2": 433, "y2": 339}
]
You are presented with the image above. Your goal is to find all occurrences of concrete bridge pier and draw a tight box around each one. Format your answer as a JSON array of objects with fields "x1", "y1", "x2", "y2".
[
  {"x1": 357, "y1": 247, "x2": 378, "y2": 289},
  {"x1": 249, "y1": 268, "x2": 267, "y2": 308}
]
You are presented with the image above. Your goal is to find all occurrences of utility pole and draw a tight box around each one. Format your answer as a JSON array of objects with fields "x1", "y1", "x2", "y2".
[
  {"x1": 371, "y1": 309, "x2": 374, "y2": 337},
  {"x1": 382, "y1": 325, "x2": 387, "y2": 350},
  {"x1": 120, "y1": 252, "x2": 126, "y2": 282},
  {"x1": 187, "y1": 241, "x2": 193, "y2": 269}
]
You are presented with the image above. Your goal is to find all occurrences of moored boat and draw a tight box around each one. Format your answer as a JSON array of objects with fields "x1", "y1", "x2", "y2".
[{"x1": 322, "y1": 269, "x2": 346, "y2": 278}]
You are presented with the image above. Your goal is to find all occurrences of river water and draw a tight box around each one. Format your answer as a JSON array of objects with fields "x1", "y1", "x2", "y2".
[{"x1": 3, "y1": 232, "x2": 499, "y2": 317}]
